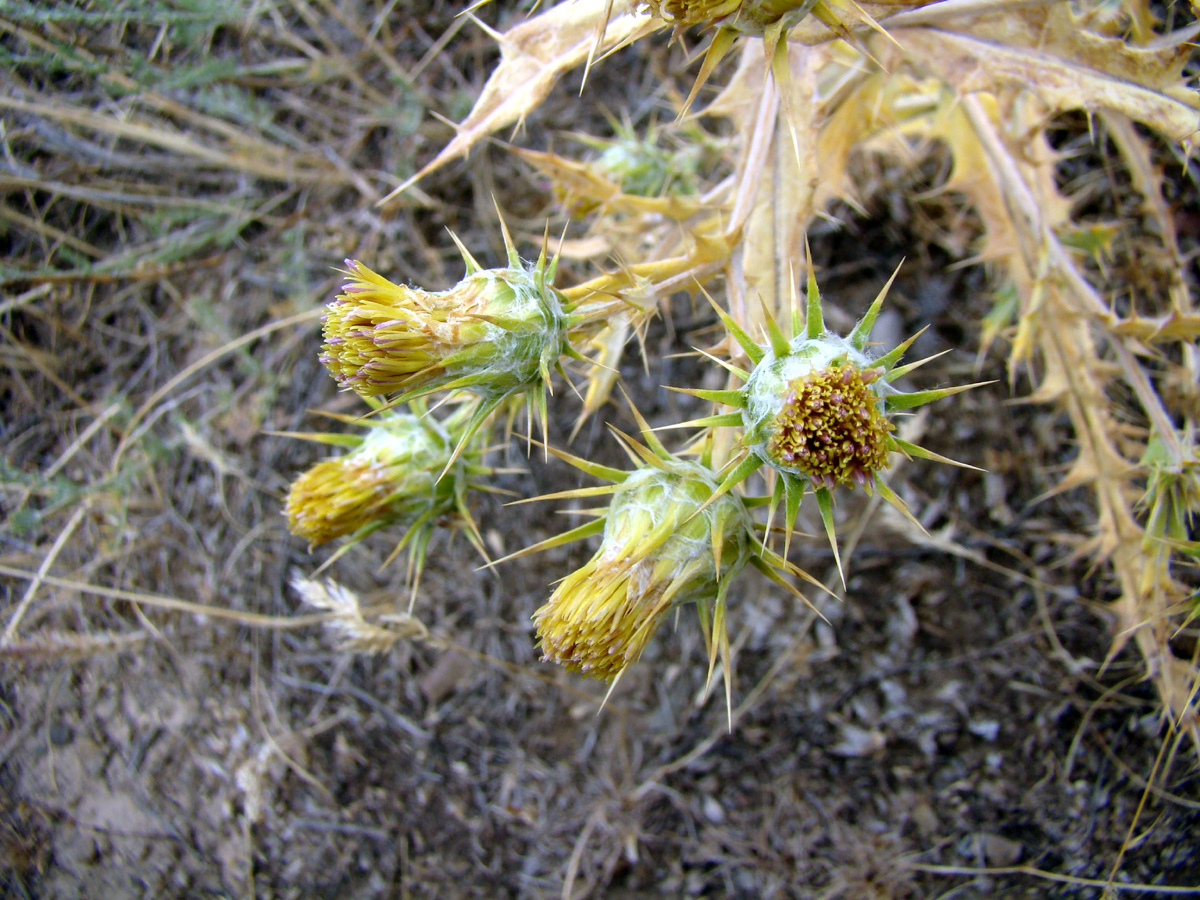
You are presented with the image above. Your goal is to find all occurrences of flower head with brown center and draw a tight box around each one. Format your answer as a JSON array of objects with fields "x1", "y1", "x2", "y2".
[{"x1": 671, "y1": 265, "x2": 985, "y2": 583}]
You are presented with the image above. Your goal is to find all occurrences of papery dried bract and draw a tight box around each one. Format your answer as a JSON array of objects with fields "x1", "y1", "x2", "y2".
[{"x1": 379, "y1": 0, "x2": 654, "y2": 204}]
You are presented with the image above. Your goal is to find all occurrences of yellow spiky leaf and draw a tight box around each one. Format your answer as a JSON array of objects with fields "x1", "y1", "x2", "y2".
[{"x1": 380, "y1": 0, "x2": 655, "y2": 205}]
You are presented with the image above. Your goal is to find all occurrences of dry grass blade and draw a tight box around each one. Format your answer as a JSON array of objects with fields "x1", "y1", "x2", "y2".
[
  {"x1": 0, "y1": 629, "x2": 149, "y2": 664},
  {"x1": 0, "y1": 564, "x2": 330, "y2": 630}
]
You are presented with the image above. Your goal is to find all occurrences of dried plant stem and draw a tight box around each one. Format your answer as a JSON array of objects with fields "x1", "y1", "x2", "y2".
[
  {"x1": 962, "y1": 94, "x2": 1200, "y2": 757},
  {"x1": 2, "y1": 502, "x2": 89, "y2": 645},
  {"x1": 0, "y1": 563, "x2": 330, "y2": 631}
]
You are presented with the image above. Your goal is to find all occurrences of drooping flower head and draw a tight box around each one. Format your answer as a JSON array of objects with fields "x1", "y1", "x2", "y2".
[
  {"x1": 283, "y1": 400, "x2": 496, "y2": 605},
  {"x1": 320, "y1": 221, "x2": 586, "y2": 469},
  {"x1": 502, "y1": 410, "x2": 821, "y2": 719},
  {"x1": 534, "y1": 459, "x2": 751, "y2": 681},
  {"x1": 673, "y1": 264, "x2": 983, "y2": 582}
]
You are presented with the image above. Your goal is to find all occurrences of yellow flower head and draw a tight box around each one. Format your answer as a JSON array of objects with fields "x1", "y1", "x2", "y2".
[
  {"x1": 509, "y1": 415, "x2": 819, "y2": 717},
  {"x1": 675, "y1": 265, "x2": 984, "y2": 583},
  {"x1": 320, "y1": 227, "x2": 582, "y2": 469},
  {"x1": 283, "y1": 403, "x2": 495, "y2": 601},
  {"x1": 320, "y1": 248, "x2": 570, "y2": 403},
  {"x1": 533, "y1": 460, "x2": 752, "y2": 680},
  {"x1": 285, "y1": 417, "x2": 444, "y2": 547}
]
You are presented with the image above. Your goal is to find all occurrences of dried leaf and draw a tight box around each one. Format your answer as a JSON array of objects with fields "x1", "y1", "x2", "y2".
[
  {"x1": 892, "y1": 27, "x2": 1200, "y2": 153},
  {"x1": 953, "y1": 7, "x2": 1194, "y2": 92},
  {"x1": 380, "y1": 0, "x2": 654, "y2": 205}
]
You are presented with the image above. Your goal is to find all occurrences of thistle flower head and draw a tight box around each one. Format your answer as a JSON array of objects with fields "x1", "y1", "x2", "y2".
[
  {"x1": 283, "y1": 401, "x2": 494, "y2": 604},
  {"x1": 285, "y1": 418, "x2": 446, "y2": 547},
  {"x1": 534, "y1": 458, "x2": 753, "y2": 681},
  {"x1": 742, "y1": 336, "x2": 894, "y2": 491},
  {"x1": 673, "y1": 264, "x2": 985, "y2": 583},
  {"x1": 321, "y1": 234, "x2": 571, "y2": 404},
  {"x1": 505, "y1": 411, "x2": 820, "y2": 719},
  {"x1": 320, "y1": 223, "x2": 585, "y2": 471}
]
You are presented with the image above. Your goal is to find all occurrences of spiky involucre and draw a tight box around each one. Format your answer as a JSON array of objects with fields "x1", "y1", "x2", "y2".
[
  {"x1": 533, "y1": 460, "x2": 753, "y2": 681},
  {"x1": 320, "y1": 258, "x2": 570, "y2": 402}
]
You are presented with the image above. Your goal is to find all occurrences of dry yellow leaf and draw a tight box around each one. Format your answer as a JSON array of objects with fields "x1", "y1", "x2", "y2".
[{"x1": 379, "y1": 0, "x2": 655, "y2": 206}]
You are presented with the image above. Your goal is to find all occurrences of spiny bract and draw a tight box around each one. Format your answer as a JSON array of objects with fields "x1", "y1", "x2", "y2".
[
  {"x1": 674, "y1": 265, "x2": 983, "y2": 582},
  {"x1": 502, "y1": 410, "x2": 822, "y2": 720}
]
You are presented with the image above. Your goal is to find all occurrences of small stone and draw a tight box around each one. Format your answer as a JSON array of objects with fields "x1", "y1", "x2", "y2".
[
  {"x1": 48, "y1": 721, "x2": 74, "y2": 747},
  {"x1": 980, "y1": 832, "x2": 1022, "y2": 867}
]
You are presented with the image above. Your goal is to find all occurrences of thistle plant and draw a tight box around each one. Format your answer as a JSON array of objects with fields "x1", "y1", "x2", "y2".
[{"x1": 286, "y1": 0, "x2": 1199, "y2": 755}]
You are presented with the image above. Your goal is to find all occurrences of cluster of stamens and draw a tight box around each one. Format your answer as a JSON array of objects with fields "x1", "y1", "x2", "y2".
[
  {"x1": 286, "y1": 456, "x2": 405, "y2": 546},
  {"x1": 767, "y1": 362, "x2": 892, "y2": 489}
]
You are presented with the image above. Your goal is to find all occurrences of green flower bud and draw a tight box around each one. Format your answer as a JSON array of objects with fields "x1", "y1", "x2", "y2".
[{"x1": 643, "y1": 0, "x2": 818, "y2": 30}]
